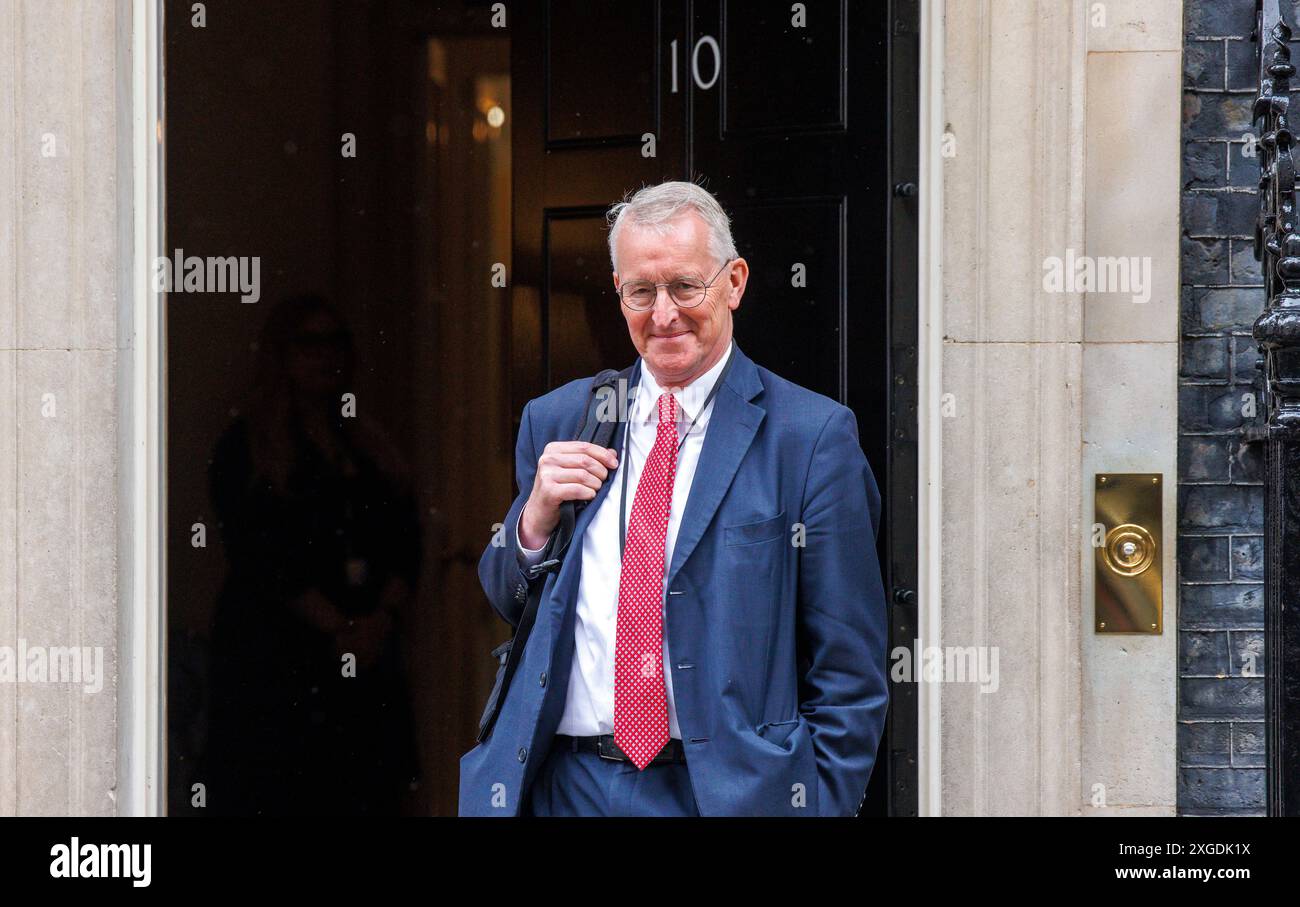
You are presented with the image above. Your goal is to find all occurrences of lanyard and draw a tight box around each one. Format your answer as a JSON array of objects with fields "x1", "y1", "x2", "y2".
[{"x1": 618, "y1": 347, "x2": 736, "y2": 562}]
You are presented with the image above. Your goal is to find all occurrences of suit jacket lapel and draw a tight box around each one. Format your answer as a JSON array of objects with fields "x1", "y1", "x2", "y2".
[{"x1": 665, "y1": 345, "x2": 765, "y2": 590}]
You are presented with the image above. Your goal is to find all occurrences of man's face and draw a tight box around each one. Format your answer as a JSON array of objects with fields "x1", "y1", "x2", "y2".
[{"x1": 613, "y1": 211, "x2": 748, "y2": 387}]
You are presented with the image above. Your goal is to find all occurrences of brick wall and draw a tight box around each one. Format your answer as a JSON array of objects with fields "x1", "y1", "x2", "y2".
[{"x1": 1178, "y1": 0, "x2": 1278, "y2": 815}]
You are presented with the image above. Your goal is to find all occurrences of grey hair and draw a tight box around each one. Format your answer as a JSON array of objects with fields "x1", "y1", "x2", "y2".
[{"x1": 606, "y1": 181, "x2": 738, "y2": 273}]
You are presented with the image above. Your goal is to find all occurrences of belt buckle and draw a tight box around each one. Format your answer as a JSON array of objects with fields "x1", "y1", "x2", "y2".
[{"x1": 596, "y1": 737, "x2": 626, "y2": 762}]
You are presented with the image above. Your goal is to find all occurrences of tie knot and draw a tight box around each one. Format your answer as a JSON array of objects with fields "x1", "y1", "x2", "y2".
[{"x1": 656, "y1": 392, "x2": 678, "y2": 425}]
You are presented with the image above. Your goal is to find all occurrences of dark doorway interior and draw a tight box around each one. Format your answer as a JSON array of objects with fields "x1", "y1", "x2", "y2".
[{"x1": 164, "y1": 0, "x2": 915, "y2": 816}]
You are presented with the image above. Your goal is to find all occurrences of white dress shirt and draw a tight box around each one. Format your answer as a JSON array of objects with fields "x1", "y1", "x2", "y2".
[{"x1": 517, "y1": 341, "x2": 734, "y2": 739}]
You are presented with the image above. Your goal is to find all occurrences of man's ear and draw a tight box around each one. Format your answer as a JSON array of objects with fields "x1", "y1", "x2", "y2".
[{"x1": 727, "y1": 257, "x2": 750, "y2": 310}]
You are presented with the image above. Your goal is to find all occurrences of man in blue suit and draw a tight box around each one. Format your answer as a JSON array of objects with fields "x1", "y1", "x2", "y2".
[{"x1": 459, "y1": 181, "x2": 889, "y2": 816}]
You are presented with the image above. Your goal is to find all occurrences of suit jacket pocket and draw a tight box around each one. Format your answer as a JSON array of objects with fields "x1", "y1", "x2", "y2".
[
  {"x1": 724, "y1": 510, "x2": 787, "y2": 547},
  {"x1": 754, "y1": 717, "x2": 802, "y2": 750},
  {"x1": 747, "y1": 717, "x2": 820, "y2": 815}
]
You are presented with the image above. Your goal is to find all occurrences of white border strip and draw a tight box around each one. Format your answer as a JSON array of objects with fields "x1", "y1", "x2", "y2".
[
  {"x1": 118, "y1": 0, "x2": 165, "y2": 817},
  {"x1": 916, "y1": 0, "x2": 945, "y2": 818}
]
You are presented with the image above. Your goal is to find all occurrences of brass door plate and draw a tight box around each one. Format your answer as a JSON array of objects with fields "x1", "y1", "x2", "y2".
[{"x1": 1094, "y1": 473, "x2": 1163, "y2": 634}]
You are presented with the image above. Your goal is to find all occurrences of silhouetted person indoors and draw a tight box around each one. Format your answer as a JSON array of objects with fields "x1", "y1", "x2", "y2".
[{"x1": 204, "y1": 294, "x2": 422, "y2": 815}]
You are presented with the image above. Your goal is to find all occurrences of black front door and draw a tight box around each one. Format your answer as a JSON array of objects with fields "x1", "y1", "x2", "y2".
[
  {"x1": 163, "y1": 0, "x2": 916, "y2": 817},
  {"x1": 509, "y1": 0, "x2": 916, "y2": 816}
]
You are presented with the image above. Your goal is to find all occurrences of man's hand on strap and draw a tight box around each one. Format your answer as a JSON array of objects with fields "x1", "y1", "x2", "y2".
[{"x1": 519, "y1": 441, "x2": 619, "y2": 549}]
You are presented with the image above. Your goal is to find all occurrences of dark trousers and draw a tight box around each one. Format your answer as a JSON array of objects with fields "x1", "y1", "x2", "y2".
[{"x1": 525, "y1": 742, "x2": 700, "y2": 817}]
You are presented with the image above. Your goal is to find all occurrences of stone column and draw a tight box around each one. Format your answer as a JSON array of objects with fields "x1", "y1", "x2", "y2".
[
  {"x1": 939, "y1": 0, "x2": 1181, "y2": 815},
  {"x1": 0, "y1": 0, "x2": 125, "y2": 816}
]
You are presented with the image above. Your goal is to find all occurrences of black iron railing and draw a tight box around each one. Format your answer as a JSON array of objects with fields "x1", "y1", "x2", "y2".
[{"x1": 1253, "y1": 0, "x2": 1300, "y2": 816}]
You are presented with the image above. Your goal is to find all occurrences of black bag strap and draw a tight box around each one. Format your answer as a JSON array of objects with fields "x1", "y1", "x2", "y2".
[{"x1": 523, "y1": 367, "x2": 626, "y2": 585}]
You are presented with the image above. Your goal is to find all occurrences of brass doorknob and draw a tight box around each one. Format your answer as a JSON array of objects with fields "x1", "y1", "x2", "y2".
[{"x1": 1101, "y1": 523, "x2": 1156, "y2": 577}]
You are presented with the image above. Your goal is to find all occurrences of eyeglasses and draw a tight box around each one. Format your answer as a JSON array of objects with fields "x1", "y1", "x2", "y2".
[{"x1": 616, "y1": 258, "x2": 734, "y2": 311}]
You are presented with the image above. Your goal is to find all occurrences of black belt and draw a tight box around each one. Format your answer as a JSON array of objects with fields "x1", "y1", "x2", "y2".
[{"x1": 554, "y1": 734, "x2": 687, "y2": 765}]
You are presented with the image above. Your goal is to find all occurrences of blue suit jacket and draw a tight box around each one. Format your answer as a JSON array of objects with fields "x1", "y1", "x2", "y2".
[{"x1": 459, "y1": 344, "x2": 889, "y2": 816}]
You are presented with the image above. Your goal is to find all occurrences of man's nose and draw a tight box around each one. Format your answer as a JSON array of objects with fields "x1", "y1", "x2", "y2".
[{"x1": 650, "y1": 286, "x2": 680, "y2": 322}]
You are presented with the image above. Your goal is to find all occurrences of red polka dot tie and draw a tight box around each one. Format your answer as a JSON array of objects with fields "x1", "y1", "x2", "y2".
[{"x1": 614, "y1": 392, "x2": 678, "y2": 770}]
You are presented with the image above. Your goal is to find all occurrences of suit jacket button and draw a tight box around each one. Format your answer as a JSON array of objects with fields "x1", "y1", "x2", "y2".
[
  {"x1": 539, "y1": 672, "x2": 547, "y2": 687},
  {"x1": 517, "y1": 747, "x2": 528, "y2": 763}
]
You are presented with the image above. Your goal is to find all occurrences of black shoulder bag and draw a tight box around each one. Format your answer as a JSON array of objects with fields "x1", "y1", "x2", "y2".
[{"x1": 476, "y1": 367, "x2": 628, "y2": 742}]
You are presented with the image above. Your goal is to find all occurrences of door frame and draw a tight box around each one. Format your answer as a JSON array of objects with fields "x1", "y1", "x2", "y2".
[
  {"x1": 119, "y1": 0, "x2": 167, "y2": 817},
  {"x1": 120, "y1": 0, "x2": 944, "y2": 818},
  {"x1": 914, "y1": 0, "x2": 944, "y2": 819},
  {"x1": 884, "y1": 0, "x2": 940, "y2": 819}
]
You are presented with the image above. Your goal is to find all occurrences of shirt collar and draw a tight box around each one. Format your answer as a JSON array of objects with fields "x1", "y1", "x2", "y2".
[{"x1": 633, "y1": 340, "x2": 734, "y2": 426}]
